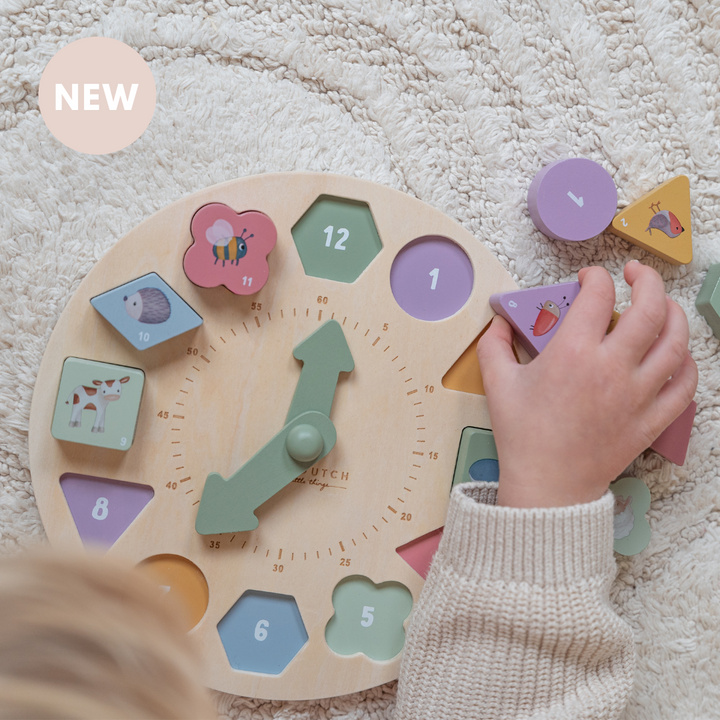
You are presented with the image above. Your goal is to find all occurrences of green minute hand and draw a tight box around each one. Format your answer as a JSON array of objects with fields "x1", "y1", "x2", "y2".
[{"x1": 195, "y1": 320, "x2": 354, "y2": 536}]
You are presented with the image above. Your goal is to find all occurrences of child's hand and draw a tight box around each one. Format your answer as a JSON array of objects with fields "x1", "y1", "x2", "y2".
[{"x1": 476, "y1": 262, "x2": 698, "y2": 508}]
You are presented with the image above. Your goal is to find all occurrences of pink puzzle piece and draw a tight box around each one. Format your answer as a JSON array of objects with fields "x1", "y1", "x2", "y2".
[
  {"x1": 650, "y1": 400, "x2": 696, "y2": 466},
  {"x1": 184, "y1": 203, "x2": 277, "y2": 295},
  {"x1": 396, "y1": 527, "x2": 443, "y2": 580}
]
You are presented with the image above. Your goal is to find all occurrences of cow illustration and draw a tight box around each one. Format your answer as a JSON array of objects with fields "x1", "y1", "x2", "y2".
[{"x1": 65, "y1": 377, "x2": 130, "y2": 433}]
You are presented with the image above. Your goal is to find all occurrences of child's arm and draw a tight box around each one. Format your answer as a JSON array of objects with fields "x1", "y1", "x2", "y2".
[{"x1": 394, "y1": 263, "x2": 697, "y2": 720}]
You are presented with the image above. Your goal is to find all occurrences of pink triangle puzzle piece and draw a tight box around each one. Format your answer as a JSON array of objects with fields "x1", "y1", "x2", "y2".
[
  {"x1": 396, "y1": 527, "x2": 443, "y2": 580},
  {"x1": 650, "y1": 400, "x2": 696, "y2": 466}
]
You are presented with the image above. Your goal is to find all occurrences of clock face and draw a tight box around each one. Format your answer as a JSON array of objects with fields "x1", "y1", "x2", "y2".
[{"x1": 29, "y1": 173, "x2": 519, "y2": 700}]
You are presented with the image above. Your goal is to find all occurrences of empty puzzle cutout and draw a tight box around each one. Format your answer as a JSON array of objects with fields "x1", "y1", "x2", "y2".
[
  {"x1": 137, "y1": 555, "x2": 209, "y2": 633},
  {"x1": 609, "y1": 176, "x2": 692, "y2": 265},
  {"x1": 325, "y1": 576, "x2": 413, "y2": 660},
  {"x1": 650, "y1": 400, "x2": 696, "y2": 466},
  {"x1": 610, "y1": 476, "x2": 651, "y2": 556},
  {"x1": 396, "y1": 527, "x2": 444, "y2": 580},
  {"x1": 489, "y1": 282, "x2": 581, "y2": 357},
  {"x1": 60, "y1": 473, "x2": 153, "y2": 548},
  {"x1": 217, "y1": 590, "x2": 308, "y2": 674},
  {"x1": 91, "y1": 273, "x2": 202, "y2": 350},
  {"x1": 184, "y1": 203, "x2": 277, "y2": 295}
]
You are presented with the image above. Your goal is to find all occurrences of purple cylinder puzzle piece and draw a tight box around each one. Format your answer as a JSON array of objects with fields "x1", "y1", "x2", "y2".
[
  {"x1": 528, "y1": 158, "x2": 617, "y2": 242},
  {"x1": 390, "y1": 236, "x2": 474, "y2": 322},
  {"x1": 60, "y1": 473, "x2": 154, "y2": 548}
]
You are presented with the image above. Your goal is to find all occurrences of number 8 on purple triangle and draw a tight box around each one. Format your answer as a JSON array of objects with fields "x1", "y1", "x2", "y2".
[{"x1": 489, "y1": 282, "x2": 581, "y2": 357}]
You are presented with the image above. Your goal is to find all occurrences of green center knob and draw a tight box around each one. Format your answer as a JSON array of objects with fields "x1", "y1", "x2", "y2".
[{"x1": 286, "y1": 424, "x2": 324, "y2": 463}]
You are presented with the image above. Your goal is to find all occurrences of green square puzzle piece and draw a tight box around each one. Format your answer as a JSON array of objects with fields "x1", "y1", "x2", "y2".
[
  {"x1": 696, "y1": 263, "x2": 720, "y2": 339},
  {"x1": 451, "y1": 427, "x2": 499, "y2": 488},
  {"x1": 51, "y1": 358, "x2": 145, "y2": 451}
]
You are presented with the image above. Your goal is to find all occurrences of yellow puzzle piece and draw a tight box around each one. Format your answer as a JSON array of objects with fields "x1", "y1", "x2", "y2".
[{"x1": 609, "y1": 176, "x2": 692, "y2": 265}]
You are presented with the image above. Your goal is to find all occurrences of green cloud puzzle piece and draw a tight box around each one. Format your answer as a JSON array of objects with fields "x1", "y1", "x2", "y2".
[
  {"x1": 610, "y1": 476, "x2": 651, "y2": 556},
  {"x1": 325, "y1": 575, "x2": 413, "y2": 661}
]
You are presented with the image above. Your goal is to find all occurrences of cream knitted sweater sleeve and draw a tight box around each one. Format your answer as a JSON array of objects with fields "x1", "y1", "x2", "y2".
[{"x1": 394, "y1": 483, "x2": 635, "y2": 720}]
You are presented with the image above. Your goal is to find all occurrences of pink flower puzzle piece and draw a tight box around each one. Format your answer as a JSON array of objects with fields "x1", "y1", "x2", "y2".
[{"x1": 184, "y1": 203, "x2": 277, "y2": 295}]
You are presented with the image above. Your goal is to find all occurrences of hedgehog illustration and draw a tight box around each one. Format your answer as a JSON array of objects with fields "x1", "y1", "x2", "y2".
[
  {"x1": 646, "y1": 202, "x2": 684, "y2": 238},
  {"x1": 123, "y1": 287, "x2": 171, "y2": 324}
]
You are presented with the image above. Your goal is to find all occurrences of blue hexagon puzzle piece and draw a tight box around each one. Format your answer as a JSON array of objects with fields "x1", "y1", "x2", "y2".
[
  {"x1": 217, "y1": 590, "x2": 308, "y2": 675},
  {"x1": 91, "y1": 273, "x2": 202, "y2": 350}
]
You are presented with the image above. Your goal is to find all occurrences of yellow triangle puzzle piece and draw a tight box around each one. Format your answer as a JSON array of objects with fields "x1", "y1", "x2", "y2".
[
  {"x1": 442, "y1": 321, "x2": 520, "y2": 396},
  {"x1": 442, "y1": 332, "x2": 486, "y2": 396},
  {"x1": 610, "y1": 175, "x2": 692, "y2": 265}
]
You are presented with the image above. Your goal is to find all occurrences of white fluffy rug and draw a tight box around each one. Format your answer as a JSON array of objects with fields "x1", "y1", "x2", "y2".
[{"x1": 2, "y1": 1, "x2": 720, "y2": 718}]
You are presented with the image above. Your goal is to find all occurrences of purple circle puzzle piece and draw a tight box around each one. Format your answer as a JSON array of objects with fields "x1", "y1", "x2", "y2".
[
  {"x1": 390, "y1": 236, "x2": 474, "y2": 322},
  {"x1": 528, "y1": 158, "x2": 617, "y2": 242}
]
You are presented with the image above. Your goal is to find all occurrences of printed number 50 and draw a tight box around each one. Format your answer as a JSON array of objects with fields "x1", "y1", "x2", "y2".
[
  {"x1": 361, "y1": 605, "x2": 375, "y2": 627},
  {"x1": 254, "y1": 619, "x2": 269, "y2": 641}
]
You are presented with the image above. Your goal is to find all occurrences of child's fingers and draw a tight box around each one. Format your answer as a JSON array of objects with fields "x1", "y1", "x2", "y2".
[
  {"x1": 476, "y1": 315, "x2": 518, "y2": 387},
  {"x1": 608, "y1": 262, "x2": 668, "y2": 364},
  {"x1": 556, "y1": 266, "x2": 615, "y2": 344},
  {"x1": 639, "y1": 297, "x2": 690, "y2": 389},
  {"x1": 651, "y1": 353, "x2": 698, "y2": 435}
]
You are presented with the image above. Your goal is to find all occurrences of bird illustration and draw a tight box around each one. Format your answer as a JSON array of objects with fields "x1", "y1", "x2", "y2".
[{"x1": 646, "y1": 202, "x2": 684, "y2": 238}]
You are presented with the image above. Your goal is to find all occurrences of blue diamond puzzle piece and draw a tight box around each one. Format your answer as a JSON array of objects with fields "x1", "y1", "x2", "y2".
[{"x1": 91, "y1": 273, "x2": 202, "y2": 350}]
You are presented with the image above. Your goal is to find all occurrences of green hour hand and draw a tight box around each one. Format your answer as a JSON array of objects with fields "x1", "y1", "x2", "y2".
[
  {"x1": 195, "y1": 320, "x2": 354, "y2": 536},
  {"x1": 195, "y1": 411, "x2": 337, "y2": 535}
]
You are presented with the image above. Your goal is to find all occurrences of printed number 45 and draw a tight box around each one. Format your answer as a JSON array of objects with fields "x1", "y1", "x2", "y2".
[{"x1": 324, "y1": 225, "x2": 348, "y2": 251}]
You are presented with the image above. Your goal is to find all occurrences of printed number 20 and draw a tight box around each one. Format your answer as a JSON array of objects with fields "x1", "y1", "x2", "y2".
[{"x1": 324, "y1": 225, "x2": 349, "y2": 251}]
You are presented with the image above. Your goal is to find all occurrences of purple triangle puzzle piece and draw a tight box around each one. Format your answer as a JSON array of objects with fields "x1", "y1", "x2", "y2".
[{"x1": 60, "y1": 473, "x2": 154, "y2": 549}]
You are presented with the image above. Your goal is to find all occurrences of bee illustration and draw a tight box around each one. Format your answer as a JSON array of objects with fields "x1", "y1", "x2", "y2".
[
  {"x1": 531, "y1": 297, "x2": 569, "y2": 337},
  {"x1": 646, "y1": 201, "x2": 684, "y2": 239},
  {"x1": 206, "y1": 219, "x2": 253, "y2": 266}
]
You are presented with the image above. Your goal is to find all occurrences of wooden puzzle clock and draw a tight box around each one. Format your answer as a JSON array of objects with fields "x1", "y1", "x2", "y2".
[{"x1": 29, "y1": 173, "x2": 520, "y2": 700}]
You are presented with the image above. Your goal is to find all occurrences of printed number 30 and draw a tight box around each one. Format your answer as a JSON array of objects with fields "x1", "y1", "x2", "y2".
[{"x1": 361, "y1": 606, "x2": 374, "y2": 627}]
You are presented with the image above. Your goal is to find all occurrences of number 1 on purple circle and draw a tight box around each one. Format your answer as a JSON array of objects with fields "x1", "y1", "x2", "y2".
[{"x1": 429, "y1": 268, "x2": 439, "y2": 290}]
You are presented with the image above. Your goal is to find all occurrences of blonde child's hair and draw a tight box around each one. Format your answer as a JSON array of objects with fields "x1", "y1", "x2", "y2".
[{"x1": 0, "y1": 549, "x2": 216, "y2": 719}]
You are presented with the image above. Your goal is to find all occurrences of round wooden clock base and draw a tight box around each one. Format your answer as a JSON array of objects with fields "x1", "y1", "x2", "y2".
[{"x1": 29, "y1": 173, "x2": 519, "y2": 700}]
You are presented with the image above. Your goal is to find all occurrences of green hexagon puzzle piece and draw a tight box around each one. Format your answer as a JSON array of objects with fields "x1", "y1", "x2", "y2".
[
  {"x1": 291, "y1": 195, "x2": 382, "y2": 283},
  {"x1": 696, "y1": 263, "x2": 720, "y2": 340},
  {"x1": 610, "y1": 476, "x2": 651, "y2": 556},
  {"x1": 325, "y1": 576, "x2": 413, "y2": 661}
]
